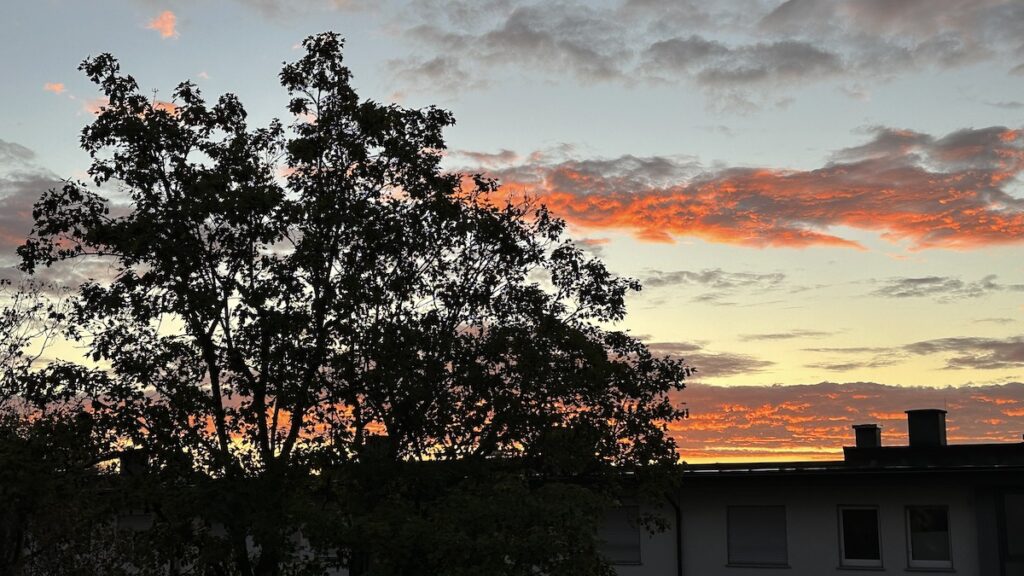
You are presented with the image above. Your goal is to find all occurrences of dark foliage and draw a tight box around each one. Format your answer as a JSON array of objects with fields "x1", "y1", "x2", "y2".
[{"x1": 6, "y1": 33, "x2": 691, "y2": 576}]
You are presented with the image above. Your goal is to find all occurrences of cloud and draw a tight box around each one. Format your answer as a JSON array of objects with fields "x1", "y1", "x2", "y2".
[
  {"x1": 869, "y1": 274, "x2": 1024, "y2": 301},
  {"x1": 740, "y1": 329, "x2": 834, "y2": 341},
  {"x1": 801, "y1": 335, "x2": 1024, "y2": 372},
  {"x1": 0, "y1": 140, "x2": 60, "y2": 264},
  {"x1": 0, "y1": 142, "x2": 130, "y2": 291},
  {"x1": 802, "y1": 346, "x2": 891, "y2": 354},
  {"x1": 43, "y1": 83, "x2": 66, "y2": 95},
  {"x1": 804, "y1": 357, "x2": 904, "y2": 372},
  {"x1": 973, "y1": 317, "x2": 1016, "y2": 325},
  {"x1": 451, "y1": 149, "x2": 520, "y2": 168},
  {"x1": 473, "y1": 125, "x2": 1024, "y2": 250},
  {"x1": 801, "y1": 345, "x2": 907, "y2": 372},
  {"x1": 640, "y1": 268, "x2": 785, "y2": 290},
  {"x1": 389, "y1": 55, "x2": 488, "y2": 94},
  {"x1": 641, "y1": 37, "x2": 842, "y2": 87},
  {"x1": 398, "y1": 4, "x2": 631, "y2": 86},
  {"x1": 84, "y1": 97, "x2": 178, "y2": 116},
  {"x1": 146, "y1": 10, "x2": 178, "y2": 38},
  {"x1": 671, "y1": 380, "x2": 1024, "y2": 462},
  {"x1": 389, "y1": 0, "x2": 1024, "y2": 103},
  {"x1": 637, "y1": 268, "x2": 788, "y2": 306},
  {"x1": 225, "y1": 0, "x2": 370, "y2": 17},
  {"x1": 646, "y1": 341, "x2": 774, "y2": 378},
  {"x1": 905, "y1": 336, "x2": 1024, "y2": 370},
  {"x1": 984, "y1": 100, "x2": 1024, "y2": 110}
]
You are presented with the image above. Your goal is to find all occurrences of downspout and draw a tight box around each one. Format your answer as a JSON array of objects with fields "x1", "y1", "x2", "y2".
[{"x1": 665, "y1": 493, "x2": 683, "y2": 576}]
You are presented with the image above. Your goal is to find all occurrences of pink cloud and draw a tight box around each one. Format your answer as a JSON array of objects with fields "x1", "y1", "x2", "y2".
[
  {"x1": 83, "y1": 97, "x2": 178, "y2": 116},
  {"x1": 146, "y1": 10, "x2": 178, "y2": 39},
  {"x1": 43, "y1": 82, "x2": 65, "y2": 95}
]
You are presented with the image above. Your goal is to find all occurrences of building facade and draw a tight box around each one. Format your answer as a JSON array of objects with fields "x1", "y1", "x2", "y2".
[{"x1": 603, "y1": 409, "x2": 1024, "y2": 576}]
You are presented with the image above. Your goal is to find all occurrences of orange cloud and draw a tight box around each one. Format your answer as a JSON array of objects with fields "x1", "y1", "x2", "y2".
[
  {"x1": 472, "y1": 126, "x2": 1024, "y2": 251},
  {"x1": 672, "y1": 381, "x2": 1024, "y2": 463},
  {"x1": 146, "y1": 10, "x2": 178, "y2": 39},
  {"x1": 43, "y1": 82, "x2": 66, "y2": 94}
]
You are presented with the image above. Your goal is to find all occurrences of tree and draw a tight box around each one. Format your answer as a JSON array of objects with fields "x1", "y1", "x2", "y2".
[
  {"x1": 0, "y1": 280, "x2": 122, "y2": 576},
  {"x1": 17, "y1": 32, "x2": 691, "y2": 576}
]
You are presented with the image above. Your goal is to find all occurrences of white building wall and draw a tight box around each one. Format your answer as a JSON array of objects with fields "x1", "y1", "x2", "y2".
[{"x1": 615, "y1": 481, "x2": 980, "y2": 576}]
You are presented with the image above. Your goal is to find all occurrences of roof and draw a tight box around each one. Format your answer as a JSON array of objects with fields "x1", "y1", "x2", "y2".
[{"x1": 679, "y1": 441, "x2": 1024, "y2": 481}]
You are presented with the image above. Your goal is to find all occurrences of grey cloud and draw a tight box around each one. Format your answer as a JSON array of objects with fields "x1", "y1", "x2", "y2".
[
  {"x1": 387, "y1": 0, "x2": 1024, "y2": 103},
  {"x1": 832, "y1": 127, "x2": 933, "y2": 161},
  {"x1": 905, "y1": 336, "x2": 1024, "y2": 370},
  {"x1": 0, "y1": 140, "x2": 36, "y2": 165},
  {"x1": 695, "y1": 40, "x2": 842, "y2": 87},
  {"x1": 804, "y1": 336, "x2": 1024, "y2": 373},
  {"x1": 0, "y1": 141, "x2": 112, "y2": 292},
  {"x1": 451, "y1": 149, "x2": 519, "y2": 168},
  {"x1": 644, "y1": 341, "x2": 702, "y2": 354},
  {"x1": 646, "y1": 341, "x2": 774, "y2": 378},
  {"x1": 803, "y1": 346, "x2": 891, "y2": 354},
  {"x1": 641, "y1": 36, "x2": 842, "y2": 87},
  {"x1": 804, "y1": 357, "x2": 902, "y2": 371},
  {"x1": 984, "y1": 100, "x2": 1024, "y2": 110},
  {"x1": 641, "y1": 268, "x2": 785, "y2": 290},
  {"x1": 832, "y1": 125, "x2": 1024, "y2": 174},
  {"x1": 489, "y1": 152, "x2": 701, "y2": 196},
  {"x1": 397, "y1": 4, "x2": 631, "y2": 86},
  {"x1": 804, "y1": 349, "x2": 906, "y2": 371},
  {"x1": 639, "y1": 268, "x2": 787, "y2": 308},
  {"x1": 389, "y1": 55, "x2": 488, "y2": 94},
  {"x1": 759, "y1": 0, "x2": 838, "y2": 33},
  {"x1": 869, "y1": 275, "x2": 1024, "y2": 301},
  {"x1": 0, "y1": 140, "x2": 60, "y2": 265},
  {"x1": 740, "y1": 329, "x2": 834, "y2": 342}
]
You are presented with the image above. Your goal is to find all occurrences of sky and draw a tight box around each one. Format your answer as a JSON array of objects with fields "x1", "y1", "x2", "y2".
[{"x1": 2, "y1": 0, "x2": 1024, "y2": 462}]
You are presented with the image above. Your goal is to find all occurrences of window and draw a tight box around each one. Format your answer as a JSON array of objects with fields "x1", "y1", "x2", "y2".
[
  {"x1": 1004, "y1": 493, "x2": 1024, "y2": 561},
  {"x1": 906, "y1": 506, "x2": 952, "y2": 569},
  {"x1": 598, "y1": 506, "x2": 641, "y2": 565},
  {"x1": 838, "y1": 507, "x2": 882, "y2": 567},
  {"x1": 727, "y1": 505, "x2": 788, "y2": 566}
]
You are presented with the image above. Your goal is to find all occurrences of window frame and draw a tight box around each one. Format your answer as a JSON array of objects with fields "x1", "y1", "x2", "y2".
[
  {"x1": 905, "y1": 505, "x2": 953, "y2": 570},
  {"x1": 1001, "y1": 491, "x2": 1024, "y2": 563},
  {"x1": 837, "y1": 505, "x2": 883, "y2": 568},
  {"x1": 726, "y1": 505, "x2": 789, "y2": 568},
  {"x1": 598, "y1": 504, "x2": 643, "y2": 566}
]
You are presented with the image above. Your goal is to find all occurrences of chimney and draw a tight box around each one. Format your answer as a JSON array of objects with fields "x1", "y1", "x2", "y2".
[
  {"x1": 906, "y1": 409, "x2": 947, "y2": 448},
  {"x1": 852, "y1": 424, "x2": 882, "y2": 448}
]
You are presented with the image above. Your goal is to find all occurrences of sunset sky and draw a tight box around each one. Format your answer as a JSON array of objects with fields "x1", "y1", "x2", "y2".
[{"x1": 3, "y1": 0, "x2": 1024, "y2": 461}]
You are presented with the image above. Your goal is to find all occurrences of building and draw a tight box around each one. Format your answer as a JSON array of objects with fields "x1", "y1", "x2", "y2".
[{"x1": 603, "y1": 409, "x2": 1024, "y2": 576}]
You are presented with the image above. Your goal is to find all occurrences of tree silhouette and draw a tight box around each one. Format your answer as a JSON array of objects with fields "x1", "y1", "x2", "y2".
[{"x1": 15, "y1": 33, "x2": 691, "y2": 576}]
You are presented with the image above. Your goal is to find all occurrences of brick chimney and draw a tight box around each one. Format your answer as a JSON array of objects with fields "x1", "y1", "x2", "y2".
[
  {"x1": 906, "y1": 409, "x2": 947, "y2": 448},
  {"x1": 852, "y1": 424, "x2": 882, "y2": 448}
]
